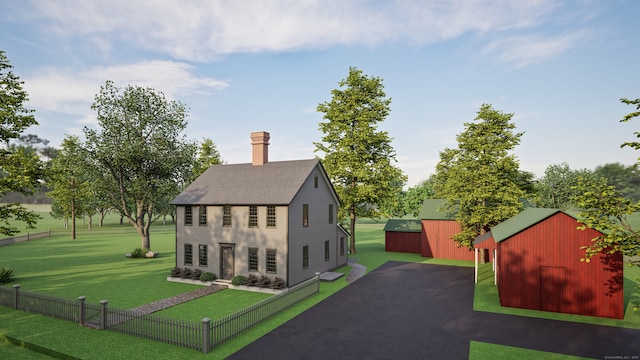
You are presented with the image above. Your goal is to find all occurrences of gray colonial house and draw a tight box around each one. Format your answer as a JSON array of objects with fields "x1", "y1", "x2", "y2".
[{"x1": 171, "y1": 131, "x2": 349, "y2": 286}]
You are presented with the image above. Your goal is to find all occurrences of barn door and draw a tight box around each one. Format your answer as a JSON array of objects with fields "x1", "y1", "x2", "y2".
[{"x1": 540, "y1": 266, "x2": 566, "y2": 313}]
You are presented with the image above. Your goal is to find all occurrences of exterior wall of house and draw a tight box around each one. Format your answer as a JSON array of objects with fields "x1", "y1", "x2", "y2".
[
  {"x1": 175, "y1": 204, "x2": 288, "y2": 282},
  {"x1": 420, "y1": 220, "x2": 475, "y2": 261},
  {"x1": 497, "y1": 212, "x2": 624, "y2": 319},
  {"x1": 385, "y1": 231, "x2": 421, "y2": 253},
  {"x1": 288, "y1": 166, "x2": 347, "y2": 286}
]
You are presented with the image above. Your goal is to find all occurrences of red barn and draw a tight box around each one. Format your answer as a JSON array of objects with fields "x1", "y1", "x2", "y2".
[
  {"x1": 474, "y1": 208, "x2": 623, "y2": 319},
  {"x1": 383, "y1": 219, "x2": 422, "y2": 253},
  {"x1": 419, "y1": 199, "x2": 475, "y2": 261}
]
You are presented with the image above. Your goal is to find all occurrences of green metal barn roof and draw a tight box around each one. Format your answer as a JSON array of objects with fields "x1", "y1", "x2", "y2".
[
  {"x1": 418, "y1": 199, "x2": 456, "y2": 220},
  {"x1": 490, "y1": 208, "x2": 561, "y2": 242},
  {"x1": 383, "y1": 219, "x2": 422, "y2": 233}
]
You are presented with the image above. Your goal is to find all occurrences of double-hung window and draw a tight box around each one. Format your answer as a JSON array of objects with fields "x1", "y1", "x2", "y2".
[
  {"x1": 249, "y1": 248, "x2": 259, "y2": 272},
  {"x1": 184, "y1": 205, "x2": 192, "y2": 226},
  {"x1": 266, "y1": 249, "x2": 277, "y2": 273},
  {"x1": 184, "y1": 244, "x2": 193, "y2": 266},
  {"x1": 302, "y1": 245, "x2": 309, "y2": 269},
  {"x1": 199, "y1": 205, "x2": 207, "y2": 226},
  {"x1": 324, "y1": 241, "x2": 330, "y2": 262},
  {"x1": 328, "y1": 204, "x2": 333, "y2": 224},
  {"x1": 249, "y1": 206, "x2": 258, "y2": 227},
  {"x1": 198, "y1": 244, "x2": 208, "y2": 267},
  {"x1": 223, "y1": 205, "x2": 232, "y2": 227},
  {"x1": 266, "y1": 206, "x2": 276, "y2": 228},
  {"x1": 302, "y1": 204, "x2": 309, "y2": 227}
]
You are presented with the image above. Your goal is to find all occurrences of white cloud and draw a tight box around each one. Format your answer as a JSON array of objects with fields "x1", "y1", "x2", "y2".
[
  {"x1": 483, "y1": 32, "x2": 586, "y2": 68},
  {"x1": 24, "y1": 60, "x2": 228, "y2": 114},
  {"x1": 28, "y1": 0, "x2": 559, "y2": 61}
]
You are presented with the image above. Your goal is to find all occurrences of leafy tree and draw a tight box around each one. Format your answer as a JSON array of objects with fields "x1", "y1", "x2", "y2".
[
  {"x1": 1, "y1": 134, "x2": 57, "y2": 203},
  {"x1": 432, "y1": 104, "x2": 525, "y2": 248},
  {"x1": 47, "y1": 135, "x2": 92, "y2": 239},
  {"x1": 571, "y1": 97, "x2": 640, "y2": 267},
  {"x1": 535, "y1": 163, "x2": 595, "y2": 210},
  {"x1": 0, "y1": 50, "x2": 43, "y2": 235},
  {"x1": 9, "y1": 134, "x2": 57, "y2": 161},
  {"x1": 85, "y1": 80, "x2": 196, "y2": 250},
  {"x1": 620, "y1": 97, "x2": 640, "y2": 160},
  {"x1": 571, "y1": 176, "x2": 640, "y2": 265},
  {"x1": 594, "y1": 162, "x2": 640, "y2": 202},
  {"x1": 192, "y1": 138, "x2": 223, "y2": 179},
  {"x1": 401, "y1": 178, "x2": 435, "y2": 217},
  {"x1": 315, "y1": 67, "x2": 406, "y2": 254},
  {"x1": 377, "y1": 174, "x2": 406, "y2": 218}
]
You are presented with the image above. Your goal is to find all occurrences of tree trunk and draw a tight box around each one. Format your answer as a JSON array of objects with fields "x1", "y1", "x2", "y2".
[
  {"x1": 88, "y1": 214, "x2": 93, "y2": 230},
  {"x1": 71, "y1": 191, "x2": 76, "y2": 240},
  {"x1": 349, "y1": 204, "x2": 357, "y2": 255},
  {"x1": 140, "y1": 232, "x2": 150, "y2": 250}
]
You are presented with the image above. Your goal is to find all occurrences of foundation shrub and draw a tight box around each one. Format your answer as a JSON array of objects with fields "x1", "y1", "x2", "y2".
[{"x1": 231, "y1": 275, "x2": 246, "y2": 286}]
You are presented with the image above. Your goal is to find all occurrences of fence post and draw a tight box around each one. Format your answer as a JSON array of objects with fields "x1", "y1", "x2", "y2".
[
  {"x1": 202, "y1": 318, "x2": 211, "y2": 353},
  {"x1": 100, "y1": 300, "x2": 108, "y2": 330},
  {"x1": 78, "y1": 296, "x2": 86, "y2": 325},
  {"x1": 315, "y1": 272, "x2": 320, "y2": 294},
  {"x1": 12, "y1": 284, "x2": 20, "y2": 310}
]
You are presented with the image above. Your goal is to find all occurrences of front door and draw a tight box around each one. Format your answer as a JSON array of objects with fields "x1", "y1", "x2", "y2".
[{"x1": 220, "y1": 244, "x2": 235, "y2": 280}]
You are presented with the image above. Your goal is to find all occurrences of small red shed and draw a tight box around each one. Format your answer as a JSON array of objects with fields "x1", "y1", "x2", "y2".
[
  {"x1": 419, "y1": 199, "x2": 475, "y2": 261},
  {"x1": 383, "y1": 219, "x2": 422, "y2": 253},
  {"x1": 475, "y1": 208, "x2": 624, "y2": 319}
]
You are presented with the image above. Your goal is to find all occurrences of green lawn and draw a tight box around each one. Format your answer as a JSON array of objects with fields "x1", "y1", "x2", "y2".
[{"x1": 1, "y1": 211, "x2": 639, "y2": 359}]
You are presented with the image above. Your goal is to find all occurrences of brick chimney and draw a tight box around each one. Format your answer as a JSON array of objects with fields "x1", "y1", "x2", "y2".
[{"x1": 250, "y1": 131, "x2": 270, "y2": 166}]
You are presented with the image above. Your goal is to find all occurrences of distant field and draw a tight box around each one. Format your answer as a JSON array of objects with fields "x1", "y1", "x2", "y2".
[{"x1": 0, "y1": 203, "x2": 175, "y2": 238}]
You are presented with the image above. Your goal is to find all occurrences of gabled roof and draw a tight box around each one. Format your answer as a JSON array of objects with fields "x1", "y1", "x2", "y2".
[
  {"x1": 171, "y1": 159, "x2": 325, "y2": 205},
  {"x1": 490, "y1": 208, "x2": 561, "y2": 242},
  {"x1": 418, "y1": 199, "x2": 456, "y2": 220},
  {"x1": 383, "y1": 219, "x2": 422, "y2": 233}
]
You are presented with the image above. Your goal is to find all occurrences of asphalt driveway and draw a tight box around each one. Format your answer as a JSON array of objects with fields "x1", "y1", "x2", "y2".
[{"x1": 228, "y1": 261, "x2": 640, "y2": 359}]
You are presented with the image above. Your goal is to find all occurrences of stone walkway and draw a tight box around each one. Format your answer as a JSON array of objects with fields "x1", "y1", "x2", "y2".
[
  {"x1": 346, "y1": 258, "x2": 367, "y2": 283},
  {"x1": 128, "y1": 284, "x2": 227, "y2": 315}
]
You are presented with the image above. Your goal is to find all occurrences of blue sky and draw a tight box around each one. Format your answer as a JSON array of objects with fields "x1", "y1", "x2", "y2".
[{"x1": 1, "y1": 1, "x2": 639, "y2": 188}]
